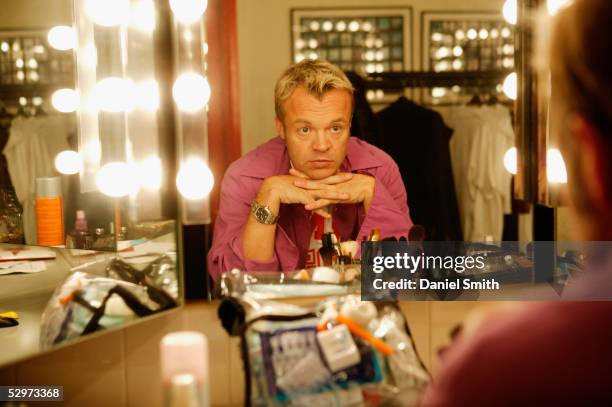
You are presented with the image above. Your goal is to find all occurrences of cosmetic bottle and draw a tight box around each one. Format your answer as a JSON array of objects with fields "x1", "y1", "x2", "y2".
[
  {"x1": 35, "y1": 177, "x2": 64, "y2": 246},
  {"x1": 66, "y1": 210, "x2": 93, "y2": 249}
]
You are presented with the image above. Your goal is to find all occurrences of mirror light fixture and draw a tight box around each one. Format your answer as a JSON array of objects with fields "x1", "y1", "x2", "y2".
[
  {"x1": 51, "y1": 88, "x2": 79, "y2": 113},
  {"x1": 176, "y1": 158, "x2": 214, "y2": 200},
  {"x1": 503, "y1": 72, "x2": 518, "y2": 100},
  {"x1": 547, "y1": 148, "x2": 568, "y2": 184},
  {"x1": 47, "y1": 26, "x2": 76, "y2": 51},
  {"x1": 55, "y1": 150, "x2": 82, "y2": 175},
  {"x1": 547, "y1": 0, "x2": 573, "y2": 16},
  {"x1": 169, "y1": 0, "x2": 208, "y2": 24},
  {"x1": 172, "y1": 73, "x2": 210, "y2": 112},
  {"x1": 96, "y1": 162, "x2": 140, "y2": 197},
  {"x1": 503, "y1": 0, "x2": 518, "y2": 25},
  {"x1": 85, "y1": 0, "x2": 130, "y2": 27},
  {"x1": 503, "y1": 147, "x2": 518, "y2": 175}
]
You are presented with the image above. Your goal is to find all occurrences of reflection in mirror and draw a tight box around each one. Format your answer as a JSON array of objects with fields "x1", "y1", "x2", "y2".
[
  {"x1": 208, "y1": 0, "x2": 535, "y2": 298},
  {"x1": 0, "y1": 0, "x2": 182, "y2": 367}
]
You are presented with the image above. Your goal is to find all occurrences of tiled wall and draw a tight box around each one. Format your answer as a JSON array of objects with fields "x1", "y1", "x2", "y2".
[{"x1": 0, "y1": 301, "x2": 496, "y2": 406}]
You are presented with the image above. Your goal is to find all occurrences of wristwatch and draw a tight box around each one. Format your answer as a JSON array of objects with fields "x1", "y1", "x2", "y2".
[{"x1": 250, "y1": 200, "x2": 279, "y2": 225}]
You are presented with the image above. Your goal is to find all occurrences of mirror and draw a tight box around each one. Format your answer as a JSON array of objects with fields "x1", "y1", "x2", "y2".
[
  {"x1": 208, "y1": 0, "x2": 537, "y2": 298},
  {"x1": 0, "y1": 0, "x2": 184, "y2": 366}
]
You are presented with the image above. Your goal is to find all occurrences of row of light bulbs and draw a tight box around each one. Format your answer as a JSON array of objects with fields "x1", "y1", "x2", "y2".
[
  {"x1": 503, "y1": 0, "x2": 574, "y2": 25},
  {"x1": 55, "y1": 151, "x2": 214, "y2": 199},
  {"x1": 503, "y1": 147, "x2": 567, "y2": 183},
  {"x1": 50, "y1": 73, "x2": 210, "y2": 114}
]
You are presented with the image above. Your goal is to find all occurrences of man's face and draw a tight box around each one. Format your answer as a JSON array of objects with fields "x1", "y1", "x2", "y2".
[{"x1": 276, "y1": 86, "x2": 352, "y2": 180}]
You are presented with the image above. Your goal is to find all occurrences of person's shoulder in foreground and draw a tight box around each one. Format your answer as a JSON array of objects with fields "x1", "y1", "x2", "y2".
[{"x1": 421, "y1": 301, "x2": 612, "y2": 407}]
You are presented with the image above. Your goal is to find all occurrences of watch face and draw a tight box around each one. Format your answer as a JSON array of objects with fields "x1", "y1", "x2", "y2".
[{"x1": 256, "y1": 207, "x2": 267, "y2": 219}]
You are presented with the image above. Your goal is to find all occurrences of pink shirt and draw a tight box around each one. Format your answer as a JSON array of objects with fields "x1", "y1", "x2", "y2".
[{"x1": 207, "y1": 137, "x2": 413, "y2": 279}]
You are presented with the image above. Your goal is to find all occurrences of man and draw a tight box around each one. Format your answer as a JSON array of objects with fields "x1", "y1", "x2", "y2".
[
  {"x1": 421, "y1": 1, "x2": 612, "y2": 405},
  {"x1": 208, "y1": 60, "x2": 412, "y2": 279}
]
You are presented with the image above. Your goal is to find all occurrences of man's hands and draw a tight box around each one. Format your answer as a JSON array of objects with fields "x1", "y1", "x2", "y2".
[{"x1": 290, "y1": 168, "x2": 375, "y2": 213}]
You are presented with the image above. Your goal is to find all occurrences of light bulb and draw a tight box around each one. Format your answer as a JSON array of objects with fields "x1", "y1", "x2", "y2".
[
  {"x1": 547, "y1": 0, "x2": 573, "y2": 16},
  {"x1": 55, "y1": 151, "x2": 82, "y2": 175},
  {"x1": 137, "y1": 156, "x2": 162, "y2": 190},
  {"x1": 47, "y1": 26, "x2": 76, "y2": 51},
  {"x1": 169, "y1": 0, "x2": 208, "y2": 24},
  {"x1": 503, "y1": 72, "x2": 518, "y2": 100},
  {"x1": 93, "y1": 77, "x2": 135, "y2": 112},
  {"x1": 322, "y1": 21, "x2": 333, "y2": 32},
  {"x1": 85, "y1": 0, "x2": 130, "y2": 27},
  {"x1": 504, "y1": 147, "x2": 518, "y2": 175},
  {"x1": 503, "y1": 0, "x2": 518, "y2": 25},
  {"x1": 547, "y1": 148, "x2": 568, "y2": 184},
  {"x1": 453, "y1": 46, "x2": 463, "y2": 57},
  {"x1": 96, "y1": 162, "x2": 140, "y2": 197},
  {"x1": 131, "y1": 0, "x2": 156, "y2": 33},
  {"x1": 336, "y1": 21, "x2": 346, "y2": 31},
  {"x1": 172, "y1": 73, "x2": 210, "y2": 112},
  {"x1": 348, "y1": 21, "x2": 359, "y2": 32},
  {"x1": 176, "y1": 158, "x2": 214, "y2": 200},
  {"x1": 135, "y1": 79, "x2": 159, "y2": 111},
  {"x1": 467, "y1": 29, "x2": 478, "y2": 40},
  {"x1": 51, "y1": 88, "x2": 79, "y2": 113}
]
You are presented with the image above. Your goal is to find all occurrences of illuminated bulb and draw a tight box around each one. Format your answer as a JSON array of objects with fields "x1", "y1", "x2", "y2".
[
  {"x1": 51, "y1": 88, "x2": 79, "y2": 113},
  {"x1": 33, "y1": 45, "x2": 45, "y2": 53},
  {"x1": 435, "y1": 47, "x2": 451, "y2": 59},
  {"x1": 452, "y1": 85, "x2": 461, "y2": 93},
  {"x1": 176, "y1": 158, "x2": 214, "y2": 200},
  {"x1": 547, "y1": 0, "x2": 573, "y2": 16},
  {"x1": 295, "y1": 53, "x2": 305, "y2": 63},
  {"x1": 19, "y1": 97, "x2": 27, "y2": 106},
  {"x1": 455, "y1": 30, "x2": 465, "y2": 40},
  {"x1": 172, "y1": 73, "x2": 210, "y2": 112},
  {"x1": 375, "y1": 51, "x2": 384, "y2": 61},
  {"x1": 308, "y1": 38, "x2": 318, "y2": 48},
  {"x1": 93, "y1": 77, "x2": 136, "y2": 112},
  {"x1": 501, "y1": 27, "x2": 512, "y2": 38},
  {"x1": 432, "y1": 32, "x2": 444, "y2": 42},
  {"x1": 432, "y1": 88, "x2": 446, "y2": 98},
  {"x1": 547, "y1": 148, "x2": 568, "y2": 183},
  {"x1": 137, "y1": 156, "x2": 162, "y2": 190},
  {"x1": 135, "y1": 79, "x2": 159, "y2": 111},
  {"x1": 375, "y1": 90, "x2": 384, "y2": 100},
  {"x1": 365, "y1": 64, "x2": 375, "y2": 74},
  {"x1": 490, "y1": 28, "x2": 500, "y2": 39},
  {"x1": 366, "y1": 90, "x2": 375, "y2": 101},
  {"x1": 365, "y1": 38, "x2": 375, "y2": 48},
  {"x1": 479, "y1": 29, "x2": 489, "y2": 40},
  {"x1": 503, "y1": 72, "x2": 518, "y2": 100},
  {"x1": 12, "y1": 42, "x2": 20, "y2": 52},
  {"x1": 503, "y1": 57, "x2": 514, "y2": 69},
  {"x1": 310, "y1": 21, "x2": 320, "y2": 31},
  {"x1": 27, "y1": 58, "x2": 38, "y2": 69},
  {"x1": 308, "y1": 52, "x2": 318, "y2": 60},
  {"x1": 503, "y1": 0, "x2": 518, "y2": 25},
  {"x1": 362, "y1": 22, "x2": 372, "y2": 32},
  {"x1": 452, "y1": 59, "x2": 463, "y2": 70},
  {"x1": 453, "y1": 46, "x2": 463, "y2": 57},
  {"x1": 96, "y1": 162, "x2": 140, "y2": 197},
  {"x1": 47, "y1": 25, "x2": 76, "y2": 50},
  {"x1": 169, "y1": 0, "x2": 208, "y2": 24},
  {"x1": 16, "y1": 71, "x2": 24, "y2": 81},
  {"x1": 374, "y1": 39, "x2": 383, "y2": 48},
  {"x1": 364, "y1": 50, "x2": 375, "y2": 61},
  {"x1": 348, "y1": 21, "x2": 359, "y2": 32},
  {"x1": 504, "y1": 147, "x2": 518, "y2": 175},
  {"x1": 85, "y1": 0, "x2": 130, "y2": 26},
  {"x1": 32, "y1": 97, "x2": 43, "y2": 106},
  {"x1": 203, "y1": 42, "x2": 208, "y2": 55},
  {"x1": 55, "y1": 150, "x2": 82, "y2": 175},
  {"x1": 0, "y1": 42, "x2": 8, "y2": 52},
  {"x1": 336, "y1": 21, "x2": 346, "y2": 31},
  {"x1": 131, "y1": 0, "x2": 156, "y2": 32},
  {"x1": 295, "y1": 39, "x2": 305, "y2": 49},
  {"x1": 503, "y1": 44, "x2": 515, "y2": 55},
  {"x1": 29, "y1": 72, "x2": 39, "y2": 82},
  {"x1": 15, "y1": 58, "x2": 24, "y2": 69},
  {"x1": 375, "y1": 63, "x2": 384, "y2": 73},
  {"x1": 467, "y1": 29, "x2": 478, "y2": 40},
  {"x1": 322, "y1": 21, "x2": 333, "y2": 31}
]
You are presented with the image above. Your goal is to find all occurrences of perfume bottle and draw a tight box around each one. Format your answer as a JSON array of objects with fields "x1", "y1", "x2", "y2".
[{"x1": 66, "y1": 210, "x2": 93, "y2": 249}]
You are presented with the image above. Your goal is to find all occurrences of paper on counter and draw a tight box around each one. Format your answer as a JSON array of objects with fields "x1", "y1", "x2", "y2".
[
  {"x1": 0, "y1": 261, "x2": 47, "y2": 275},
  {"x1": 0, "y1": 246, "x2": 56, "y2": 261}
]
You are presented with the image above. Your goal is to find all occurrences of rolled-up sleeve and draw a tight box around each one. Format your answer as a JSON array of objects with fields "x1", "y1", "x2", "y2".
[{"x1": 207, "y1": 167, "x2": 299, "y2": 279}]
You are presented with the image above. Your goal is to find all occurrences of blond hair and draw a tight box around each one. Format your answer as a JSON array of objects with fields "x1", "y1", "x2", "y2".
[{"x1": 274, "y1": 60, "x2": 354, "y2": 119}]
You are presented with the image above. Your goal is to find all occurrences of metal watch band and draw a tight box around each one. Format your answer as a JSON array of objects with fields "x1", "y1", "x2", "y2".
[{"x1": 250, "y1": 200, "x2": 279, "y2": 225}]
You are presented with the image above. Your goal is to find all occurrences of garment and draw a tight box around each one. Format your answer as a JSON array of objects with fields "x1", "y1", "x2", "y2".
[
  {"x1": 437, "y1": 105, "x2": 514, "y2": 242},
  {"x1": 3, "y1": 115, "x2": 73, "y2": 244},
  {"x1": 376, "y1": 97, "x2": 462, "y2": 241},
  {"x1": 421, "y1": 300, "x2": 612, "y2": 406},
  {"x1": 207, "y1": 136, "x2": 413, "y2": 279}
]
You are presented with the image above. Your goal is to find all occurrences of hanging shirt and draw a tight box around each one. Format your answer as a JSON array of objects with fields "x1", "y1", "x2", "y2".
[
  {"x1": 207, "y1": 136, "x2": 413, "y2": 279},
  {"x1": 3, "y1": 115, "x2": 73, "y2": 244},
  {"x1": 437, "y1": 105, "x2": 514, "y2": 242}
]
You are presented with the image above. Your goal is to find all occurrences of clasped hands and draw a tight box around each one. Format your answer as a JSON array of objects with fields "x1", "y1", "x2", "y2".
[{"x1": 259, "y1": 168, "x2": 375, "y2": 219}]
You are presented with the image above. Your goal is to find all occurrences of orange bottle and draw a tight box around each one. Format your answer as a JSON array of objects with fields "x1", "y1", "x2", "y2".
[{"x1": 35, "y1": 177, "x2": 64, "y2": 246}]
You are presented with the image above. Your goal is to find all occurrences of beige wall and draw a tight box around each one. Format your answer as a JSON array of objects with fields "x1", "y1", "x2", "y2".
[
  {"x1": 0, "y1": 0, "x2": 72, "y2": 29},
  {"x1": 237, "y1": 0, "x2": 505, "y2": 154}
]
